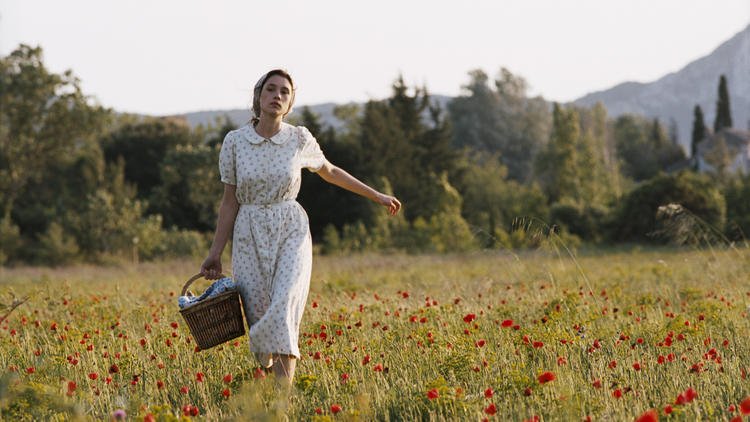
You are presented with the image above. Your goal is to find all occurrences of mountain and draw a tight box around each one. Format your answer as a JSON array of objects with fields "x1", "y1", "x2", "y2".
[
  {"x1": 574, "y1": 24, "x2": 750, "y2": 154},
  {"x1": 180, "y1": 95, "x2": 453, "y2": 132}
]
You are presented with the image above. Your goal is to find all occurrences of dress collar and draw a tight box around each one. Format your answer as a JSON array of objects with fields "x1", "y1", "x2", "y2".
[{"x1": 241, "y1": 122, "x2": 293, "y2": 145}]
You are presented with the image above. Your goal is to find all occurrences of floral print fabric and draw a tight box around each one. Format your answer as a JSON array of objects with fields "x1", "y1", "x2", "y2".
[{"x1": 219, "y1": 122, "x2": 325, "y2": 360}]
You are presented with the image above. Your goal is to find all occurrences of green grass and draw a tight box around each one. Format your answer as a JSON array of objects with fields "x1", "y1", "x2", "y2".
[{"x1": 1, "y1": 247, "x2": 749, "y2": 421}]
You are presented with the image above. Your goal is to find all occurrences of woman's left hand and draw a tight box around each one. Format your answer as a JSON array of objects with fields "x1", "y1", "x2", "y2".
[{"x1": 376, "y1": 193, "x2": 402, "y2": 216}]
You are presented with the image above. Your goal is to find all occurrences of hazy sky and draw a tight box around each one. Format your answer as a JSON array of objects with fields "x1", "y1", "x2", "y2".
[{"x1": 2, "y1": 1, "x2": 749, "y2": 116}]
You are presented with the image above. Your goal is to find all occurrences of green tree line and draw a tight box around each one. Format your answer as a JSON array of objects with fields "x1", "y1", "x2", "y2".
[{"x1": 1, "y1": 45, "x2": 747, "y2": 265}]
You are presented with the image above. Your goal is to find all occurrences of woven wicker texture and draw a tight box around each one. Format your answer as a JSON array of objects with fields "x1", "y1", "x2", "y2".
[{"x1": 179, "y1": 274, "x2": 245, "y2": 350}]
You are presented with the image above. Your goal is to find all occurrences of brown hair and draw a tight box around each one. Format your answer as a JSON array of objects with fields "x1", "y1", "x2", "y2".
[{"x1": 251, "y1": 69, "x2": 295, "y2": 125}]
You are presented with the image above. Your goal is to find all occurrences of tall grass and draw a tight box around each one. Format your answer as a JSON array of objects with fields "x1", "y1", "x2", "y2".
[{"x1": 1, "y1": 247, "x2": 749, "y2": 420}]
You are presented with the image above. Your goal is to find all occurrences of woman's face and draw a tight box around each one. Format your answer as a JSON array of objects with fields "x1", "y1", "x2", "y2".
[{"x1": 259, "y1": 75, "x2": 293, "y2": 118}]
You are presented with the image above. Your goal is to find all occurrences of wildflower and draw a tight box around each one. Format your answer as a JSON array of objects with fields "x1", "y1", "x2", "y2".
[
  {"x1": 196, "y1": 372, "x2": 204, "y2": 382},
  {"x1": 331, "y1": 404, "x2": 342, "y2": 413},
  {"x1": 523, "y1": 387, "x2": 532, "y2": 396},
  {"x1": 664, "y1": 405, "x2": 673, "y2": 414},
  {"x1": 88, "y1": 373, "x2": 98, "y2": 380},
  {"x1": 26, "y1": 367, "x2": 35, "y2": 374},
  {"x1": 223, "y1": 374, "x2": 232, "y2": 383},
  {"x1": 463, "y1": 314, "x2": 476, "y2": 323},
  {"x1": 112, "y1": 410, "x2": 126, "y2": 420},
  {"x1": 613, "y1": 389, "x2": 622, "y2": 399},
  {"x1": 66, "y1": 381, "x2": 77, "y2": 396},
  {"x1": 501, "y1": 319, "x2": 513, "y2": 327},
  {"x1": 485, "y1": 388, "x2": 493, "y2": 398},
  {"x1": 484, "y1": 403, "x2": 497, "y2": 415},
  {"x1": 156, "y1": 380, "x2": 164, "y2": 389},
  {"x1": 608, "y1": 360, "x2": 617, "y2": 369},
  {"x1": 633, "y1": 362, "x2": 642, "y2": 371},
  {"x1": 685, "y1": 387, "x2": 697, "y2": 402},
  {"x1": 533, "y1": 341, "x2": 544, "y2": 348},
  {"x1": 538, "y1": 372, "x2": 555, "y2": 384},
  {"x1": 635, "y1": 409, "x2": 658, "y2": 422},
  {"x1": 427, "y1": 389, "x2": 439, "y2": 399},
  {"x1": 180, "y1": 386, "x2": 189, "y2": 394},
  {"x1": 740, "y1": 397, "x2": 750, "y2": 414},
  {"x1": 109, "y1": 364, "x2": 119, "y2": 374},
  {"x1": 592, "y1": 380, "x2": 601, "y2": 389},
  {"x1": 222, "y1": 388, "x2": 231, "y2": 398},
  {"x1": 362, "y1": 355, "x2": 371, "y2": 365},
  {"x1": 373, "y1": 364, "x2": 383, "y2": 372}
]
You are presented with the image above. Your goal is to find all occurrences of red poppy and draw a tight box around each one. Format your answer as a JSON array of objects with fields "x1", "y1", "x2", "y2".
[
  {"x1": 373, "y1": 364, "x2": 384, "y2": 372},
  {"x1": 664, "y1": 405, "x2": 673, "y2": 414},
  {"x1": 635, "y1": 409, "x2": 658, "y2": 422},
  {"x1": 533, "y1": 341, "x2": 544, "y2": 348},
  {"x1": 109, "y1": 364, "x2": 119, "y2": 374},
  {"x1": 88, "y1": 373, "x2": 98, "y2": 380},
  {"x1": 484, "y1": 403, "x2": 497, "y2": 415},
  {"x1": 730, "y1": 417, "x2": 743, "y2": 422},
  {"x1": 592, "y1": 380, "x2": 601, "y2": 389},
  {"x1": 537, "y1": 372, "x2": 555, "y2": 384},
  {"x1": 608, "y1": 360, "x2": 617, "y2": 369},
  {"x1": 362, "y1": 355, "x2": 371, "y2": 365},
  {"x1": 685, "y1": 387, "x2": 697, "y2": 402},
  {"x1": 632, "y1": 362, "x2": 642, "y2": 371},
  {"x1": 476, "y1": 340, "x2": 486, "y2": 348},
  {"x1": 196, "y1": 373, "x2": 204, "y2": 382},
  {"x1": 315, "y1": 408, "x2": 322, "y2": 414},
  {"x1": 463, "y1": 314, "x2": 476, "y2": 323},
  {"x1": 156, "y1": 380, "x2": 164, "y2": 389},
  {"x1": 66, "y1": 381, "x2": 77, "y2": 396},
  {"x1": 501, "y1": 319, "x2": 513, "y2": 327},
  {"x1": 180, "y1": 386, "x2": 189, "y2": 394},
  {"x1": 740, "y1": 397, "x2": 750, "y2": 414},
  {"x1": 331, "y1": 404, "x2": 342, "y2": 413},
  {"x1": 223, "y1": 374, "x2": 232, "y2": 383},
  {"x1": 523, "y1": 388, "x2": 532, "y2": 396},
  {"x1": 485, "y1": 388, "x2": 493, "y2": 398},
  {"x1": 675, "y1": 393, "x2": 687, "y2": 405},
  {"x1": 613, "y1": 389, "x2": 622, "y2": 399},
  {"x1": 26, "y1": 367, "x2": 35, "y2": 374},
  {"x1": 222, "y1": 388, "x2": 231, "y2": 398},
  {"x1": 427, "y1": 389, "x2": 439, "y2": 399}
]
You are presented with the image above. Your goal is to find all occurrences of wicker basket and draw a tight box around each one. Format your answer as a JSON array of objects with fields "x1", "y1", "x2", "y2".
[{"x1": 179, "y1": 273, "x2": 245, "y2": 350}]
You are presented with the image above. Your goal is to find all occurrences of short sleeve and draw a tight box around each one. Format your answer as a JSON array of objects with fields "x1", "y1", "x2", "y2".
[
  {"x1": 298, "y1": 126, "x2": 326, "y2": 172},
  {"x1": 218, "y1": 131, "x2": 236, "y2": 185}
]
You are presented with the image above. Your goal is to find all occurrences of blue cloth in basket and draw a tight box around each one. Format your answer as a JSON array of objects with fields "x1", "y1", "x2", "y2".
[{"x1": 178, "y1": 277, "x2": 235, "y2": 309}]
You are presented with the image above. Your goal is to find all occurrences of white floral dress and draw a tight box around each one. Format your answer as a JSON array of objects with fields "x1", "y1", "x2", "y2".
[{"x1": 219, "y1": 122, "x2": 325, "y2": 363}]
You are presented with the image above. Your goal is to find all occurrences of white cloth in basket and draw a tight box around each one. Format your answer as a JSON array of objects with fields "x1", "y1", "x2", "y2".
[{"x1": 178, "y1": 277, "x2": 235, "y2": 309}]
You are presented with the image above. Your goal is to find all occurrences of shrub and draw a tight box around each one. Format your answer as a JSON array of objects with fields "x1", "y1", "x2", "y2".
[
  {"x1": 0, "y1": 216, "x2": 22, "y2": 265},
  {"x1": 608, "y1": 172, "x2": 725, "y2": 243},
  {"x1": 36, "y1": 222, "x2": 80, "y2": 266},
  {"x1": 549, "y1": 201, "x2": 608, "y2": 241}
]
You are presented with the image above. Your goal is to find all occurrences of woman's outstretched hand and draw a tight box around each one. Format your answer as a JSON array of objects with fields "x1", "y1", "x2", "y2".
[
  {"x1": 201, "y1": 255, "x2": 223, "y2": 280},
  {"x1": 376, "y1": 193, "x2": 402, "y2": 216}
]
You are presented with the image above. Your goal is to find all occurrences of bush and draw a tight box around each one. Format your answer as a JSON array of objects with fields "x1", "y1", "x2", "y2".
[
  {"x1": 0, "y1": 216, "x2": 22, "y2": 265},
  {"x1": 549, "y1": 200, "x2": 608, "y2": 241},
  {"x1": 36, "y1": 222, "x2": 80, "y2": 266},
  {"x1": 723, "y1": 173, "x2": 750, "y2": 241},
  {"x1": 608, "y1": 172, "x2": 725, "y2": 243},
  {"x1": 161, "y1": 227, "x2": 209, "y2": 259}
]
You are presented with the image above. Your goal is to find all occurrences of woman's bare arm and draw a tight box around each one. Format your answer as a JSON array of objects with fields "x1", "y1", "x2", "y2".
[
  {"x1": 201, "y1": 183, "x2": 240, "y2": 279},
  {"x1": 316, "y1": 160, "x2": 401, "y2": 216}
]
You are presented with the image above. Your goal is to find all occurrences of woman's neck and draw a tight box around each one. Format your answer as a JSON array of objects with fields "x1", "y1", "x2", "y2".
[{"x1": 255, "y1": 115, "x2": 283, "y2": 139}]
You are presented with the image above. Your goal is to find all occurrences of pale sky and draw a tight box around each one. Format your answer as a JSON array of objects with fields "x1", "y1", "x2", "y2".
[{"x1": 2, "y1": 0, "x2": 749, "y2": 116}]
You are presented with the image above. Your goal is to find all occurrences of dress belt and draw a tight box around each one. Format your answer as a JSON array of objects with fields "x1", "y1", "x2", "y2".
[{"x1": 239, "y1": 199, "x2": 296, "y2": 209}]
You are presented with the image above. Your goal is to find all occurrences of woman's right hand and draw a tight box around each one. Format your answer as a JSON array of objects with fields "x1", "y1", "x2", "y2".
[{"x1": 201, "y1": 255, "x2": 222, "y2": 280}]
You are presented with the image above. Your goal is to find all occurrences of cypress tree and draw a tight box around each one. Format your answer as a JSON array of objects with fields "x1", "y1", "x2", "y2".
[
  {"x1": 691, "y1": 105, "x2": 706, "y2": 157},
  {"x1": 713, "y1": 75, "x2": 732, "y2": 132}
]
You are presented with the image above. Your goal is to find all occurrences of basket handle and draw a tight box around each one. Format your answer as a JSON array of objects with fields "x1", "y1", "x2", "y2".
[{"x1": 181, "y1": 273, "x2": 226, "y2": 297}]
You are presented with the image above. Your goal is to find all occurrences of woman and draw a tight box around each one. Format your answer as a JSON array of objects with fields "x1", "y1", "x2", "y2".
[{"x1": 201, "y1": 69, "x2": 401, "y2": 385}]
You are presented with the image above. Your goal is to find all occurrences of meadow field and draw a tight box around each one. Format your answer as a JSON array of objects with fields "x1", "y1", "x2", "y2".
[{"x1": 1, "y1": 246, "x2": 750, "y2": 421}]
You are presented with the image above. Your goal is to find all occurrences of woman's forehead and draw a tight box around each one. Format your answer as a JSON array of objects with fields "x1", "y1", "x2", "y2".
[{"x1": 265, "y1": 75, "x2": 292, "y2": 89}]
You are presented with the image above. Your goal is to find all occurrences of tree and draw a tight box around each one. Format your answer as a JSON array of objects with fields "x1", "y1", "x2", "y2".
[
  {"x1": 101, "y1": 116, "x2": 196, "y2": 201},
  {"x1": 691, "y1": 104, "x2": 707, "y2": 158},
  {"x1": 536, "y1": 103, "x2": 580, "y2": 203},
  {"x1": 713, "y1": 75, "x2": 732, "y2": 132},
  {"x1": 448, "y1": 68, "x2": 551, "y2": 182},
  {"x1": 0, "y1": 45, "x2": 111, "y2": 220}
]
